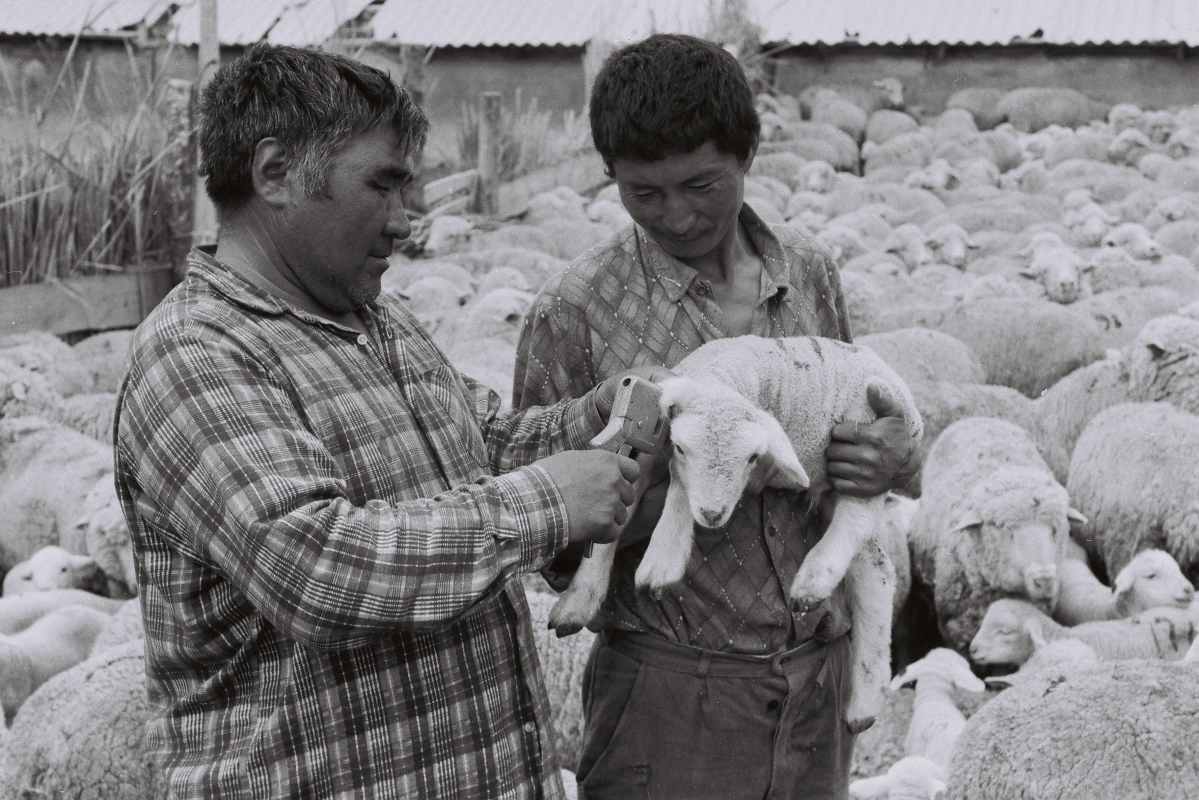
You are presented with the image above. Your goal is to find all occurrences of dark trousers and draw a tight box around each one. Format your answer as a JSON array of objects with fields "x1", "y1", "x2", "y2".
[{"x1": 576, "y1": 630, "x2": 855, "y2": 800}]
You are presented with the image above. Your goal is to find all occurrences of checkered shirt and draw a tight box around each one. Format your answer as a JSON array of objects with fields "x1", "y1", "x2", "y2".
[
  {"x1": 513, "y1": 205, "x2": 855, "y2": 655},
  {"x1": 114, "y1": 249, "x2": 604, "y2": 799}
]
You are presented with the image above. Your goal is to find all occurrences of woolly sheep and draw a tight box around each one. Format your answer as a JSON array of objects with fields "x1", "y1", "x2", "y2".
[
  {"x1": 1071, "y1": 286, "x2": 1191, "y2": 349},
  {"x1": 1054, "y1": 546, "x2": 1194, "y2": 626},
  {"x1": 1019, "y1": 244, "x2": 1091, "y2": 304},
  {"x1": 745, "y1": 197, "x2": 787, "y2": 225},
  {"x1": 3, "y1": 545, "x2": 106, "y2": 597},
  {"x1": 862, "y1": 131, "x2": 934, "y2": 175},
  {"x1": 70, "y1": 330, "x2": 134, "y2": 394},
  {"x1": 888, "y1": 648, "x2": 986, "y2": 769},
  {"x1": 0, "y1": 640, "x2": 167, "y2": 799},
  {"x1": 75, "y1": 477, "x2": 137, "y2": 598},
  {"x1": 0, "y1": 417, "x2": 113, "y2": 570},
  {"x1": 1102, "y1": 221, "x2": 1163, "y2": 259},
  {"x1": 856, "y1": 328, "x2": 985, "y2": 386},
  {"x1": 884, "y1": 224, "x2": 935, "y2": 272},
  {"x1": 397, "y1": 275, "x2": 472, "y2": 314},
  {"x1": 947, "y1": 659, "x2": 1199, "y2": 800},
  {"x1": 996, "y1": 159, "x2": 1050, "y2": 193},
  {"x1": 904, "y1": 158, "x2": 959, "y2": 193},
  {"x1": 945, "y1": 89, "x2": 1005, "y2": 131},
  {"x1": 524, "y1": 588, "x2": 593, "y2": 771},
  {"x1": 90, "y1": 598, "x2": 143, "y2": 655},
  {"x1": 982, "y1": 637, "x2": 1100, "y2": 691},
  {"x1": 748, "y1": 151, "x2": 806, "y2": 189},
  {"x1": 0, "y1": 589, "x2": 123, "y2": 636},
  {"x1": 0, "y1": 332, "x2": 93, "y2": 398},
  {"x1": 1106, "y1": 127, "x2": 1155, "y2": 166},
  {"x1": 442, "y1": 287, "x2": 533, "y2": 348},
  {"x1": 452, "y1": 247, "x2": 568, "y2": 291},
  {"x1": 797, "y1": 159, "x2": 838, "y2": 194},
  {"x1": 552, "y1": 335, "x2": 921, "y2": 733},
  {"x1": 970, "y1": 597, "x2": 1196, "y2": 666},
  {"x1": 1153, "y1": 217, "x2": 1199, "y2": 257},
  {"x1": 910, "y1": 418, "x2": 1083, "y2": 652},
  {"x1": 744, "y1": 175, "x2": 792, "y2": 213},
  {"x1": 470, "y1": 225, "x2": 561, "y2": 259},
  {"x1": 0, "y1": 604, "x2": 112, "y2": 722},
  {"x1": 1136, "y1": 151, "x2": 1175, "y2": 179},
  {"x1": 1068, "y1": 402, "x2": 1199, "y2": 585},
  {"x1": 525, "y1": 186, "x2": 588, "y2": 223},
  {"x1": 474, "y1": 265, "x2": 531, "y2": 296},
  {"x1": 422, "y1": 215, "x2": 473, "y2": 256},
  {"x1": 1166, "y1": 126, "x2": 1199, "y2": 159},
  {"x1": 817, "y1": 225, "x2": 871, "y2": 262},
  {"x1": 785, "y1": 190, "x2": 832, "y2": 223},
  {"x1": 778, "y1": 121, "x2": 861, "y2": 173},
  {"x1": 866, "y1": 109, "x2": 919, "y2": 146},
  {"x1": 536, "y1": 218, "x2": 614, "y2": 261},
  {"x1": 810, "y1": 88, "x2": 869, "y2": 144},
  {"x1": 1142, "y1": 196, "x2": 1199, "y2": 232},
  {"x1": 586, "y1": 198, "x2": 632, "y2": 230}
]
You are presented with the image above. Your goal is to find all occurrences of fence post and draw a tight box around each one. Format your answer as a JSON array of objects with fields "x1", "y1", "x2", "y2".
[
  {"x1": 475, "y1": 91, "x2": 502, "y2": 215},
  {"x1": 162, "y1": 78, "x2": 195, "y2": 281},
  {"x1": 192, "y1": 0, "x2": 220, "y2": 247}
]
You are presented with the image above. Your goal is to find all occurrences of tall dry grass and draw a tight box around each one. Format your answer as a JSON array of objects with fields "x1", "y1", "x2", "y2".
[
  {"x1": 0, "y1": 43, "x2": 186, "y2": 288},
  {"x1": 454, "y1": 94, "x2": 592, "y2": 183}
]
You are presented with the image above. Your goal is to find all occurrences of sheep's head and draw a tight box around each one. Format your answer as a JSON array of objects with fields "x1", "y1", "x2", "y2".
[
  {"x1": 1113, "y1": 549, "x2": 1195, "y2": 615},
  {"x1": 888, "y1": 647, "x2": 985, "y2": 692},
  {"x1": 659, "y1": 376, "x2": 808, "y2": 530},
  {"x1": 926, "y1": 223, "x2": 977, "y2": 269},
  {"x1": 1126, "y1": 314, "x2": 1199, "y2": 411},
  {"x1": 1108, "y1": 103, "x2": 1144, "y2": 133},
  {"x1": 797, "y1": 160, "x2": 837, "y2": 194},
  {"x1": 884, "y1": 224, "x2": 934, "y2": 271},
  {"x1": 1020, "y1": 247, "x2": 1089, "y2": 305},
  {"x1": 1141, "y1": 110, "x2": 1179, "y2": 145},
  {"x1": 969, "y1": 599, "x2": 1046, "y2": 665},
  {"x1": 873, "y1": 77, "x2": 905, "y2": 109}
]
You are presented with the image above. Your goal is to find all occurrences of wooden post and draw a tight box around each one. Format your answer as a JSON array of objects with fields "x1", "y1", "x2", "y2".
[
  {"x1": 475, "y1": 91, "x2": 502, "y2": 216},
  {"x1": 192, "y1": 0, "x2": 220, "y2": 247},
  {"x1": 162, "y1": 78, "x2": 195, "y2": 279}
]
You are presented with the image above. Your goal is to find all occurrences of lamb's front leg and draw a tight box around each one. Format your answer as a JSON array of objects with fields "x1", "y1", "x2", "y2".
[
  {"x1": 842, "y1": 542, "x2": 894, "y2": 734},
  {"x1": 634, "y1": 476, "x2": 696, "y2": 593},
  {"x1": 789, "y1": 493, "x2": 886, "y2": 612},
  {"x1": 549, "y1": 541, "x2": 618, "y2": 636}
]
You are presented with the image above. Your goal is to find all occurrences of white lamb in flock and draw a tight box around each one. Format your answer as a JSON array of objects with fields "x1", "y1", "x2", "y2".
[
  {"x1": 887, "y1": 648, "x2": 986, "y2": 770},
  {"x1": 0, "y1": 604, "x2": 112, "y2": 722},
  {"x1": 1053, "y1": 545, "x2": 1194, "y2": 625},
  {"x1": 550, "y1": 335, "x2": 923, "y2": 733},
  {"x1": 969, "y1": 597, "x2": 1196, "y2": 666},
  {"x1": 2, "y1": 545, "x2": 106, "y2": 597}
]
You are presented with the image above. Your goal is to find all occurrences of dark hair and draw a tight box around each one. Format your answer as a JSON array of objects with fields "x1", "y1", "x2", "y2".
[
  {"x1": 589, "y1": 34, "x2": 759, "y2": 174},
  {"x1": 197, "y1": 43, "x2": 428, "y2": 210}
]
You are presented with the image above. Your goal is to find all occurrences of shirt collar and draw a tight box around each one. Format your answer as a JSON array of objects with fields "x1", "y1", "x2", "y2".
[
  {"x1": 638, "y1": 203, "x2": 791, "y2": 304},
  {"x1": 186, "y1": 246, "x2": 385, "y2": 337}
]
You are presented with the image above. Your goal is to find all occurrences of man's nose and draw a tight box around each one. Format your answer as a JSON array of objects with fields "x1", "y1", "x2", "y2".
[
  {"x1": 385, "y1": 198, "x2": 411, "y2": 241},
  {"x1": 661, "y1": 196, "x2": 696, "y2": 235}
]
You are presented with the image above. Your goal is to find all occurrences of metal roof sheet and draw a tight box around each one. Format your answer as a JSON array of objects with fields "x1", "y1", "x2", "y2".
[
  {"x1": 370, "y1": 0, "x2": 598, "y2": 47},
  {"x1": 267, "y1": 0, "x2": 375, "y2": 45},
  {"x1": 757, "y1": 0, "x2": 1199, "y2": 47},
  {"x1": 169, "y1": 0, "x2": 289, "y2": 45},
  {"x1": 0, "y1": 0, "x2": 171, "y2": 37}
]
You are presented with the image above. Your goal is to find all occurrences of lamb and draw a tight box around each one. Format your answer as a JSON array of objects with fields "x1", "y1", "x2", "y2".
[
  {"x1": 0, "y1": 589, "x2": 124, "y2": 635},
  {"x1": 947, "y1": 659, "x2": 1199, "y2": 800},
  {"x1": 1068, "y1": 402, "x2": 1199, "y2": 586},
  {"x1": 1106, "y1": 127, "x2": 1156, "y2": 167},
  {"x1": 1166, "y1": 126, "x2": 1199, "y2": 159},
  {"x1": 1071, "y1": 286, "x2": 1191, "y2": 350},
  {"x1": 1019, "y1": 244, "x2": 1091, "y2": 304},
  {"x1": 969, "y1": 598, "x2": 1197, "y2": 666},
  {"x1": 909, "y1": 418, "x2": 1083, "y2": 652},
  {"x1": 70, "y1": 330, "x2": 134, "y2": 394},
  {"x1": 809, "y1": 88, "x2": 869, "y2": 144},
  {"x1": 451, "y1": 247, "x2": 568, "y2": 291},
  {"x1": 525, "y1": 186, "x2": 587, "y2": 223},
  {"x1": 3, "y1": 545, "x2": 107, "y2": 597},
  {"x1": 0, "y1": 640, "x2": 167, "y2": 799},
  {"x1": 586, "y1": 198, "x2": 633, "y2": 230},
  {"x1": 945, "y1": 88, "x2": 1005, "y2": 131},
  {"x1": 550, "y1": 335, "x2": 922, "y2": 733},
  {"x1": 421, "y1": 214, "x2": 473, "y2": 256},
  {"x1": 887, "y1": 648, "x2": 986, "y2": 771},
  {"x1": 524, "y1": 588, "x2": 594, "y2": 771},
  {"x1": 797, "y1": 159, "x2": 838, "y2": 194},
  {"x1": 785, "y1": 190, "x2": 832, "y2": 223},
  {"x1": 884, "y1": 224, "x2": 935, "y2": 271},
  {"x1": 862, "y1": 131, "x2": 933, "y2": 175},
  {"x1": 0, "y1": 331, "x2": 93, "y2": 398},
  {"x1": 748, "y1": 151, "x2": 805, "y2": 189},
  {"x1": 535, "y1": 218, "x2": 614, "y2": 261},
  {"x1": 865, "y1": 109, "x2": 919, "y2": 146},
  {"x1": 396, "y1": 275, "x2": 472, "y2": 314},
  {"x1": 90, "y1": 598, "x2": 143, "y2": 655},
  {"x1": 1054, "y1": 546, "x2": 1194, "y2": 626},
  {"x1": 982, "y1": 637, "x2": 1100, "y2": 691},
  {"x1": 1101, "y1": 221, "x2": 1163, "y2": 259},
  {"x1": 849, "y1": 756, "x2": 947, "y2": 800},
  {"x1": 75, "y1": 477, "x2": 137, "y2": 598},
  {"x1": 0, "y1": 417, "x2": 114, "y2": 570},
  {"x1": 0, "y1": 604, "x2": 112, "y2": 721}
]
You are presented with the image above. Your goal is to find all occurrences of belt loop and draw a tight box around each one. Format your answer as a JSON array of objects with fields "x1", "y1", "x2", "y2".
[{"x1": 697, "y1": 652, "x2": 712, "y2": 678}]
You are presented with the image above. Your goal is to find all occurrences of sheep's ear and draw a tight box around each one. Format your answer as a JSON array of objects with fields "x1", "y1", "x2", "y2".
[
  {"x1": 950, "y1": 512, "x2": 984, "y2": 534},
  {"x1": 657, "y1": 377, "x2": 698, "y2": 421},
  {"x1": 889, "y1": 666, "x2": 918, "y2": 691},
  {"x1": 966, "y1": 236, "x2": 979, "y2": 249},
  {"x1": 848, "y1": 774, "x2": 892, "y2": 799},
  {"x1": 756, "y1": 412, "x2": 810, "y2": 492},
  {"x1": 1112, "y1": 567, "x2": 1136, "y2": 599},
  {"x1": 72, "y1": 515, "x2": 90, "y2": 531},
  {"x1": 1023, "y1": 617, "x2": 1047, "y2": 649},
  {"x1": 1018, "y1": 267, "x2": 1039, "y2": 279}
]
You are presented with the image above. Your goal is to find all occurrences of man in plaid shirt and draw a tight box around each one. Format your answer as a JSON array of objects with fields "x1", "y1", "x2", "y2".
[
  {"x1": 514, "y1": 35, "x2": 920, "y2": 799},
  {"x1": 114, "y1": 44, "x2": 663, "y2": 799}
]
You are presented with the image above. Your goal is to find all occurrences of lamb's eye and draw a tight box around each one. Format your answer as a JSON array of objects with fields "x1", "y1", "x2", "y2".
[
  {"x1": 1145, "y1": 573, "x2": 1157, "y2": 579},
  {"x1": 674, "y1": 443, "x2": 684, "y2": 456},
  {"x1": 747, "y1": 453, "x2": 759, "y2": 464}
]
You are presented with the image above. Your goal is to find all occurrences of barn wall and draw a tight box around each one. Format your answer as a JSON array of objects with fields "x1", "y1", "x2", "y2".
[{"x1": 773, "y1": 44, "x2": 1199, "y2": 116}]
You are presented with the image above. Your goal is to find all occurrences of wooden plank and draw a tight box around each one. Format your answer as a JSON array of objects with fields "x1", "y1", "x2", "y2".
[
  {"x1": 497, "y1": 150, "x2": 609, "y2": 218},
  {"x1": 423, "y1": 169, "x2": 478, "y2": 209},
  {"x1": 0, "y1": 268, "x2": 176, "y2": 337}
]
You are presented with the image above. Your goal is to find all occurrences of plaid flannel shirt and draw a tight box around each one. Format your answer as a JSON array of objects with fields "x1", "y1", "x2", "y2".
[
  {"x1": 513, "y1": 205, "x2": 855, "y2": 655},
  {"x1": 114, "y1": 249, "x2": 604, "y2": 799}
]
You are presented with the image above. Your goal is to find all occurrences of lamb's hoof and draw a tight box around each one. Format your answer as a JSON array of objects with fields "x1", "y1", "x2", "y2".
[
  {"x1": 846, "y1": 716, "x2": 876, "y2": 735},
  {"x1": 548, "y1": 592, "x2": 599, "y2": 634},
  {"x1": 789, "y1": 564, "x2": 841, "y2": 603},
  {"x1": 634, "y1": 554, "x2": 686, "y2": 593},
  {"x1": 790, "y1": 595, "x2": 823, "y2": 614}
]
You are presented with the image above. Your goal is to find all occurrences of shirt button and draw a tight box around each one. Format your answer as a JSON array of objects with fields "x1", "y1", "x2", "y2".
[
  {"x1": 767, "y1": 699, "x2": 780, "y2": 711},
  {"x1": 356, "y1": 334, "x2": 369, "y2": 346},
  {"x1": 768, "y1": 524, "x2": 778, "y2": 537},
  {"x1": 694, "y1": 281, "x2": 709, "y2": 296},
  {"x1": 522, "y1": 721, "x2": 536, "y2": 733}
]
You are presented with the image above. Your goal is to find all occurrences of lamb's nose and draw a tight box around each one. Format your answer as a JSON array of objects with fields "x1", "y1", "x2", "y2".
[{"x1": 700, "y1": 508, "x2": 725, "y2": 527}]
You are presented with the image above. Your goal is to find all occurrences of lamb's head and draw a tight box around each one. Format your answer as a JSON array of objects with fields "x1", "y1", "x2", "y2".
[
  {"x1": 969, "y1": 598, "x2": 1047, "y2": 665},
  {"x1": 659, "y1": 376, "x2": 808, "y2": 530},
  {"x1": 1166, "y1": 127, "x2": 1199, "y2": 160},
  {"x1": 20, "y1": 545, "x2": 101, "y2": 593},
  {"x1": 1141, "y1": 110, "x2": 1178, "y2": 145},
  {"x1": 1126, "y1": 314, "x2": 1199, "y2": 413},
  {"x1": 797, "y1": 160, "x2": 837, "y2": 194},
  {"x1": 1113, "y1": 549, "x2": 1195, "y2": 615},
  {"x1": 984, "y1": 638, "x2": 1099, "y2": 690},
  {"x1": 925, "y1": 223, "x2": 977, "y2": 270},
  {"x1": 848, "y1": 756, "x2": 946, "y2": 800},
  {"x1": 888, "y1": 647, "x2": 985, "y2": 692},
  {"x1": 1102, "y1": 222, "x2": 1162, "y2": 260},
  {"x1": 884, "y1": 224, "x2": 935, "y2": 272},
  {"x1": 948, "y1": 469, "x2": 1084, "y2": 605},
  {"x1": 1108, "y1": 103, "x2": 1144, "y2": 134},
  {"x1": 1107, "y1": 128, "x2": 1152, "y2": 166}
]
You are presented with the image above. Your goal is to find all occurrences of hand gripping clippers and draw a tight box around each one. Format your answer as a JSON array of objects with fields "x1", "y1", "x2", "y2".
[{"x1": 584, "y1": 375, "x2": 669, "y2": 557}]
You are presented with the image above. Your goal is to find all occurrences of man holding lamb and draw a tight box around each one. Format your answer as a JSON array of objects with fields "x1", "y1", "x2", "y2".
[{"x1": 514, "y1": 34, "x2": 920, "y2": 800}]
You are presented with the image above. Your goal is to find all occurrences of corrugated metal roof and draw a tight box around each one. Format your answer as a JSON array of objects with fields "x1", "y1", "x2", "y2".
[
  {"x1": 0, "y1": 0, "x2": 172, "y2": 37},
  {"x1": 267, "y1": 0, "x2": 375, "y2": 45},
  {"x1": 758, "y1": 0, "x2": 1199, "y2": 47},
  {"x1": 169, "y1": 0, "x2": 290, "y2": 45},
  {"x1": 370, "y1": 0, "x2": 598, "y2": 47}
]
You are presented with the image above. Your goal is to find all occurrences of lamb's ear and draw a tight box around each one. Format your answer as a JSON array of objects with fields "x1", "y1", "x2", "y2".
[
  {"x1": 965, "y1": 235, "x2": 979, "y2": 249},
  {"x1": 889, "y1": 665, "x2": 919, "y2": 691},
  {"x1": 1067, "y1": 508, "x2": 1088, "y2": 533},
  {"x1": 657, "y1": 377, "x2": 700, "y2": 421},
  {"x1": 756, "y1": 411, "x2": 810, "y2": 491},
  {"x1": 1023, "y1": 617, "x2": 1047, "y2": 649},
  {"x1": 950, "y1": 512, "x2": 984, "y2": 534},
  {"x1": 1112, "y1": 566, "x2": 1136, "y2": 600},
  {"x1": 1018, "y1": 267, "x2": 1039, "y2": 279}
]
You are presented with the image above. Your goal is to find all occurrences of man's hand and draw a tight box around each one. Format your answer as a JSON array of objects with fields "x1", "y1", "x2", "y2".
[
  {"x1": 536, "y1": 450, "x2": 641, "y2": 545},
  {"x1": 826, "y1": 384, "x2": 920, "y2": 497},
  {"x1": 593, "y1": 365, "x2": 677, "y2": 421}
]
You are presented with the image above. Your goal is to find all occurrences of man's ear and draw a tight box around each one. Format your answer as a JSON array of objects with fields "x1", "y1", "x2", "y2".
[{"x1": 251, "y1": 137, "x2": 293, "y2": 208}]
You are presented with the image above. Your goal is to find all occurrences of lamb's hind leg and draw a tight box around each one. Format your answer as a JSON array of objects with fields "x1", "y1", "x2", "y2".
[
  {"x1": 789, "y1": 493, "x2": 886, "y2": 612},
  {"x1": 842, "y1": 541, "x2": 894, "y2": 734},
  {"x1": 549, "y1": 541, "x2": 617, "y2": 637}
]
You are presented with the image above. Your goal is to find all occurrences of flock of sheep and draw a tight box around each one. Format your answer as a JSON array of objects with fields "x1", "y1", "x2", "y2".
[{"x1": 1, "y1": 80, "x2": 1199, "y2": 798}]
